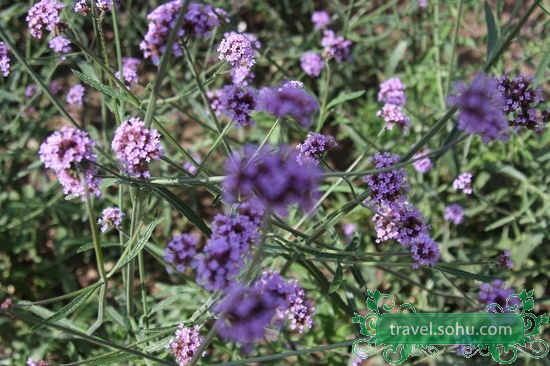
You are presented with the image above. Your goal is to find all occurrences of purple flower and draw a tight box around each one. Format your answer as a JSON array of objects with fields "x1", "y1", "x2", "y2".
[
  {"x1": 27, "y1": 360, "x2": 49, "y2": 366},
  {"x1": 377, "y1": 103, "x2": 410, "y2": 132},
  {"x1": 39, "y1": 126, "x2": 101, "y2": 199},
  {"x1": 0, "y1": 42, "x2": 11, "y2": 77},
  {"x1": 296, "y1": 132, "x2": 338, "y2": 166},
  {"x1": 284, "y1": 279, "x2": 316, "y2": 332},
  {"x1": 206, "y1": 89, "x2": 223, "y2": 116},
  {"x1": 115, "y1": 57, "x2": 141, "y2": 87},
  {"x1": 140, "y1": 1, "x2": 224, "y2": 65},
  {"x1": 218, "y1": 33, "x2": 256, "y2": 69},
  {"x1": 321, "y1": 30, "x2": 352, "y2": 63},
  {"x1": 26, "y1": 0, "x2": 66, "y2": 39},
  {"x1": 164, "y1": 233, "x2": 198, "y2": 273},
  {"x1": 223, "y1": 145, "x2": 321, "y2": 215},
  {"x1": 444, "y1": 204, "x2": 464, "y2": 225},
  {"x1": 497, "y1": 250, "x2": 513, "y2": 269},
  {"x1": 25, "y1": 84, "x2": 39, "y2": 98},
  {"x1": 453, "y1": 172, "x2": 472, "y2": 195},
  {"x1": 497, "y1": 73, "x2": 548, "y2": 132},
  {"x1": 378, "y1": 78, "x2": 407, "y2": 106},
  {"x1": 111, "y1": 117, "x2": 164, "y2": 178},
  {"x1": 66, "y1": 84, "x2": 85, "y2": 106},
  {"x1": 311, "y1": 11, "x2": 330, "y2": 30},
  {"x1": 412, "y1": 149, "x2": 432, "y2": 173},
  {"x1": 218, "y1": 84, "x2": 257, "y2": 127},
  {"x1": 363, "y1": 152, "x2": 409, "y2": 206},
  {"x1": 373, "y1": 201, "x2": 430, "y2": 246},
  {"x1": 478, "y1": 280, "x2": 519, "y2": 312},
  {"x1": 214, "y1": 284, "x2": 281, "y2": 348},
  {"x1": 342, "y1": 223, "x2": 356, "y2": 237},
  {"x1": 300, "y1": 52, "x2": 324, "y2": 77},
  {"x1": 166, "y1": 324, "x2": 203, "y2": 365},
  {"x1": 95, "y1": 0, "x2": 111, "y2": 12},
  {"x1": 98, "y1": 207, "x2": 124, "y2": 232},
  {"x1": 74, "y1": 0, "x2": 90, "y2": 15},
  {"x1": 418, "y1": 0, "x2": 428, "y2": 8},
  {"x1": 49, "y1": 36, "x2": 71, "y2": 60},
  {"x1": 449, "y1": 73, "x2": 509, "y2": 143},
  {"x1": 257, "y1": 82, "x2": 319, "y2": 126},
  {"x1": 410, "y1": 233, "x2": 440, "y2": 269},
  {"x1": 231, "y1": 67, "x2": 255, "y2": 85},
  {"x1": 49, "y1": 79, "x2": 64, "y2": 95}
]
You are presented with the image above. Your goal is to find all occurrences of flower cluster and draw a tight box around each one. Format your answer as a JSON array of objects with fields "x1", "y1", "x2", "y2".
[
  {"x1": 1, "y1": 298, "x2": 12, "y2": 310},
  {"x1": 111, "y1": 117, "x2": 164, "y2": 178},
  {"x1": 218, "y1": 32, "x2": 256, "y2": 69},
  {"x1": 321, "y1": 30, "x2": 352, "y2": 62},
  {"x1": 223, "y1": 146, "x2": 321, "y2": 215},
  {"x1": 206, "y1": 89, "x2": 223, "y2": 116},
  {"x1": 378, "y1": 77, "x2": 407, "y2": 106},
  {"x1": 166, "y1": 324, "x2": 203, "y2": 366},
  {"x1": 496, "y1": 73, "x2": 548, "y2": 132},
  {"x1": 0, "y1": 42, "x2": 11, "y2": 77},
  {"x1": 39, "y1": 126, "x2": 101, "y2": 199},
  {"x1": 311, "y1": 11, "x2": 330, "y2": 30},
  {"x1": 95, "y1": 0, "x2": 112, "y2": 12},
  {"x1": 373, "y1": 202, "x2": 430, "y2": 246},
  {"x1": 257, "y1": 81, "x2": 319, "y2": 126},
  {"x1": 231, "y1": 66, "x2": 255, "y2": 86},
  {"x1": 449, "y1": 73, "x2": 509, "y2": 143},
  {"x1": 478, "y1": 280, "x2": 519, "y2": 312},
  {"x1": 410, "y1": 233, "x2": 441, "y2": 269},
  {"x1": 140, "y1": 1, "x2": 224, "y2": 65},
  {"x1": 26, "y1": 0, "x2": 65, "y2": 39},
  {"x1": 49, "y1": 36, "x2": 71, "y2": 60},
  {"x1": 363, "y1": 152, "x2": 409, "y2": 206},
  {"x1": 218, "y1": 84, "x2": 257, "y2": 127},
  {"x1": 497, "y1": 250, "x2": 513, "y2": 269},
  {"x1": 376, "y1": 103, "x2": 410, "y2": 132},
  {"x1": 50, "y1": 79, "x2": 64, "y2": 95},
  {"x1": 98, "y1": 207, "x2": 124, "y2": 232},
  {"x1": 296, "y1": 132, "x2": 338, "y2": 166},
  {"x1": 453, "y1": 172, "x2": 472, "y2": 195},
  {"x1": 444, "y1": 204, "x2": 464, "y2": 225},
  {"x1": 412, "y1": 149, "x2": 432, "y2": 173},
  {"x1": 27, "y1": 359, "x2": 49, "y2": 366},
  {"x1": 300, "y1": 52, "x2": 324, "y2": 77},
  {"x1": 66, "y1": 84, "x2": 85, "y2": 106},
  {"x1": 115, "y1": 57, "x2": 141, "y2": 86},
  {"x1": 25, "y1": 84, "x2": 39, "y2": 98},
  {"x1": 163, "y1": 233, "x2": 198, "y2": 274}
]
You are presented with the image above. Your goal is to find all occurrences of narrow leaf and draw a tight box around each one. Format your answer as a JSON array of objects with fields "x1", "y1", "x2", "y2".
[
  {"x1": 437, "y1": 266, "x2": 503, "y2": 283},
  {"x1": 345, "y1": 233, "x2": 360, "y2": 252},
  {"x1": 72, "y1": 70, "x2": 138, "y2": 106},
  {"x1": 484, "y1": 1, "x2": 499, "y2": 62},
  {"x1": 328, "y1": 263, "x2": 344, "y2": 293},
  {"x1": 535, "y1": 49, "x2": 550, "y2": 84},
  {"x1": 326, "y1": 90, "x2": 365, "y2": 110},
  {"x1": 385, "y1": 40, "x2": 408, "y2": 76},
  {"x1": 152, "y1": 186, "x2": 212, "y2": 236},
  {"x1": 111, "y1": 218, "x2": 159, "y2": 274},
  {"x1": 77, "y1": 242, "x2": 120, "y2": 254}
]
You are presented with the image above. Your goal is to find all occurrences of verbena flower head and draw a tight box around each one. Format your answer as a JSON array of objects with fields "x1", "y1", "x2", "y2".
[
  {"x1": 373, "y1": 201, "x2": 430, "y2": 246},
  {"x1": 321, "y1": 30, "x2": 352, "y2": 63},
  {"x1": 166, "y1": 324, "x2": 203, "y2": 366},
  {"x1": 50, "y1": 79, "x2": 64, "y2": 95},
  {"x1": 218, "y1": 33, "x2": 256, "y2": 68},
  {"x1": 377, "y1": 103, "x2": 410, "y2": 132},
  {"x1": 39, "y1": 126, "x2": 101, "y2": 199},
  {"x1": 448, "y1": 73, "x2": 509, "y2": 143},
  {"x1": 211, "y1": 208, "x2": 261, "y2": 251},
  {"x1": 49, "y1": 36, "x2": 71, "y2": 60},
  {"x1": 164, "y1": 233, "x2": 198, "y2": 274},
  {"x1": 25, "y1": 84, "x2": 39, "y2": 98},
  {"x1": 410, "y1": 233, "x2": 440, "y2": 269},
  {"x1": 257, "y1": 82, "x2": 319, "y2": 126},
  {"x1": 296, "y1": 132, "x2": 338, "y2": 166},
  {"x1": 311, "y1": 11, "x2": 330, "y2": 30},
  {"x1": 378, "y1": 77, "x2": 407, "y2": 106},
  {"x1": 95, "y1": 0, "x2": 112, "y2": 12},
  {"x1": 111, "y1": 117, "x2": 164, "y2": 178},
  {"x1": 453, "y1": 172, "x2": 472, "y2": 194},
  {"x1": 219, "y1": 84, "x2": 257, "y2": 127},
  {"x1": 497, "y1": 73, "x2": 548, "y2": 132},
  {"x1": 1, "y1": 298, "x2": 12, "y2": 310},
  {"x1": 223, "y1": 145, "x2": 321, "y2": 215},
  {"x1": 115, "y1": 57, "x2": 141, "y2": 86},
  {"x1": 300, "y1": 52, "x2": 324, "y2": 77},
  {"x1": 497, "y1": 250, "x2": 513, "y2": 269},
  {"x1": 206, "y1": 89, "x2": 223, "y2": 116},
  {"x1": 363, "y1": 152, "x2": 409, "y2": 206},
  {"x1": 140, "y1": 1, "x2": 224, "y2": 65},
  {"x1": 0, "y1": 42, "x2": 12, "y2": 77},
  {"x1": 444, "y1": 204, "x2": 464, "y2": 225},
  {"x1": 66, "y1": 84, "x2": 85, "y2": 106},
  {"x1": 26, "y1": 0, "x2": 66, "y2": 39},
  {"x1": 419, "y1": 0, "x2": 428, "y2": 7},
  {"x1": 27, "y1": 359, "x2": 49, "y2": 366},
  {"x1": 412, "y1": 149, "x2": 432, "y2": 173},
  {"x1": 98, "y1": 207, "x2": 124, "y2": 232},
  {"x1": 214, "y1": 284, "x2": 281, "y2": 349},
  {"x1": 74, "y1": 0, "x2": 90, "y2": 15},
  {"x1": 478, "y1": 280, "x2": 519, "y2": 312},
  {"x1": 231, "y1": 66, "x2": 255, "y2": 85}
]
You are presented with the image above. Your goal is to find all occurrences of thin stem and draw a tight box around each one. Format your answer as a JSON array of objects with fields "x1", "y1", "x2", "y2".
[
  {"x1": 316, "y1": 60, "x2": 332, "y2": 132},
  {"x1": 433, "y1": 0, "x2": 446, "y2": 109},
  {"x1": 445, "y1": 0, "x2": 464, "y2": 98}
]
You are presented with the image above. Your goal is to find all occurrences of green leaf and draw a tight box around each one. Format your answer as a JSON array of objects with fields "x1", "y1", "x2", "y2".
[
  {"x1": 437, "y1": 266, "x2": 502, "y2": 283},
  {"x1": 535, "y1": 48, "x2": 550, "y2": 84},
  {"x1": 111, "y1": 218, "x2": 160, "y2": 274},
  {"x1": 326, "y1": 90, "x2": 365, "y2": 110},
  {"x1": 149, "y1": 294, "x2": 185, "y2": 316},
  {"x1": 72, "y1": 70, "x2": 138, "y2": 106},
  {"x1": 384, "y1": 40, "x2": 408, "y2": 76},
  {"x1": 77, "y1": 241, "x2": 120, "y2": 254},
  {"x1": 484, "y1": 0, "x2": 499, "y2": 62},
  {"x1": 328, "y1": 263, "x2": 344, "y2": 293},
  {"x1": 485, "y1": 215, "x2": 515, "y2": 231},
  {"x1": 152, "y1": 186, "x2": 212, "y2": 237},
  {"x1": 345, "y1": 233, "x2": 360, "y2": 252},
  {"x1": 0, "y1": 90, "x2": 22, "y2": 102}
]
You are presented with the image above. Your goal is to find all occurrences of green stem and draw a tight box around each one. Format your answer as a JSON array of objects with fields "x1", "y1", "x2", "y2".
[
  {"x1": 433, "y1": 0, "x2": 446, "y2": 109},
  {"x1": 445, "y1": 0, "x2": 464, "y2": 98},
  {"x1": 316, "y1": 61, "x2": 331, "y2": 132}
]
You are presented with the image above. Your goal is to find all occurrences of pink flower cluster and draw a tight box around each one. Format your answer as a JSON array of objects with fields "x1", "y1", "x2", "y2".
[
  {"x1": 66, "y1": 84, "x2": 85, "y2": 106},
  {"x1": 115, "y1": 57, "x2": 141, "y2": 87},
  {"x1": 166, "y1": 324, "x2": 203, "y2": 365},
  {"x1": 0, "y1": 42, "x2": 11, "y2": 77},
  {"x1": 98, "y1": 207, "x2": 124, "y2": 232},
  {"x1": 26, "y1": 0, "x2": 65, "y2": 39},
  {"x1": 218, "y1": 32, "x2": 256, "y2": 69}
]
